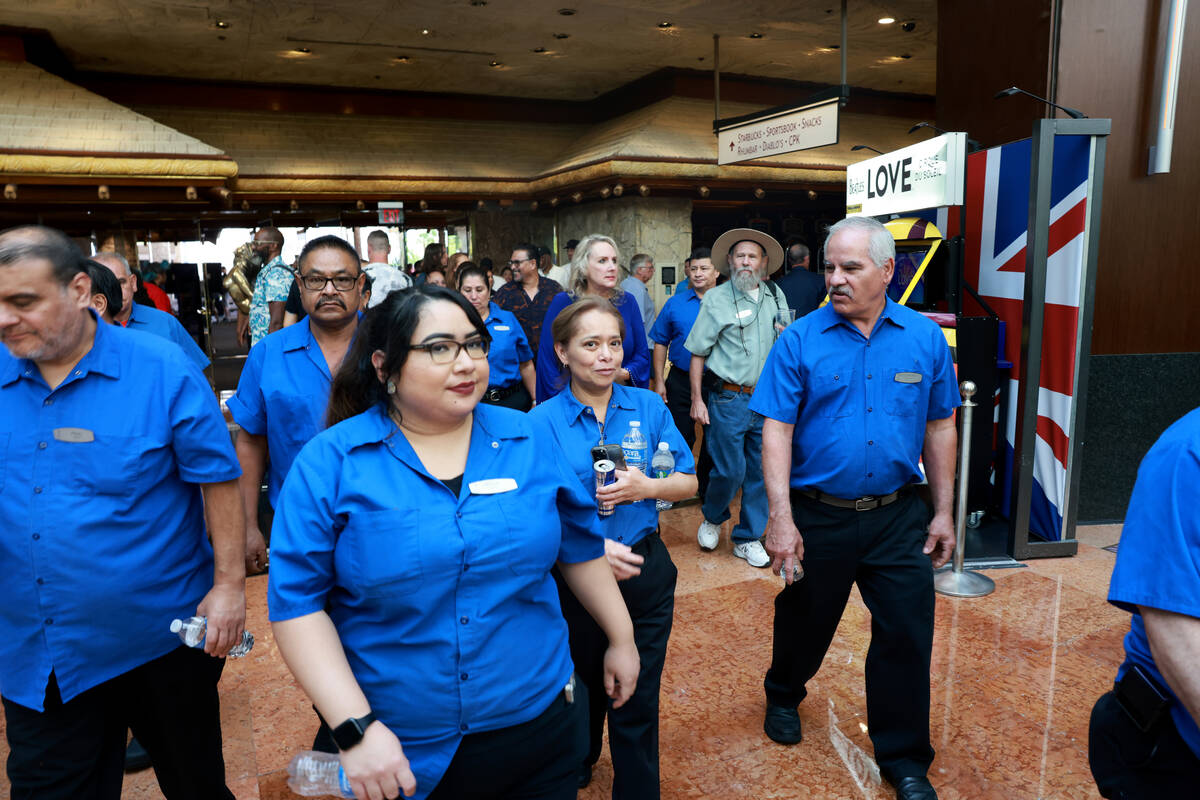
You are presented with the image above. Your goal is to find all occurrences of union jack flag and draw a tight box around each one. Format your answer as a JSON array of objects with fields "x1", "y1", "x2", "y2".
[{"x1": 963, "y1": 136, "x2": 1091, "y2": 541}]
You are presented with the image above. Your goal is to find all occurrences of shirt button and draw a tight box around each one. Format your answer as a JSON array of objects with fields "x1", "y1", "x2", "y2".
[
  {"x1": 456, "y1": 511, "x2": 463, "y2": 519},
  {"x1": 867, "y1": 407, "x2": 873, "y2": 413},
  {"x1": 43, "y1": 398, "x2": 53, "y2": 406},
  {"x1": 460, "y1": 617, "x2": 469, "y2": 625},
  {"x1": 32, "y1": 533, "x2": 40, "y2": 540},
  {"x1": 34, "y1": 486, "x2": 43, "y2": 494},
  {"x1": 491, "y1": 441, "x2": 499, "y2": 449},
  {"x1": 460, "y1": 724, "x2": 469, "y2": 732},
  {"x1": 463, "y1": 563, "x2": 470, "y2": 572},
  {"x1": 45, "y1": 618, "x2": 53, "y2": 625},
  {"x1": 37, "y1": 577, "x2": 45, "y2": 585},
  {"x1": 867, "y1": 472, "x2": 874, "y2": 478},
  {"x1": 868, "y1": 440, "x2": 874, "y2": 446},
  {"x1": 460, "y1": 672, "x2": 469, "y2": 680},
  {"x1": 38, "y1": 441, "x2": 47, "y2": 449},
  {"x1": 834, "y1": 374, "x2": 840, "y2": 380},
  {"x1": 867, "y1": 373, "x2": 872, "y2": 379}
]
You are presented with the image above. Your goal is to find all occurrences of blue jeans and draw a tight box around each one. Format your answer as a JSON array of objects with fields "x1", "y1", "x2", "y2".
[{"x1": 700, "y1": 389, "x2": 766, "y2": 544}]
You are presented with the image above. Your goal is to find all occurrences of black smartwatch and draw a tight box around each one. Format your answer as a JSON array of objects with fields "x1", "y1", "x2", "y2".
[{"x1": 331, "y1": 710, "x2": 378, "y2": 751}]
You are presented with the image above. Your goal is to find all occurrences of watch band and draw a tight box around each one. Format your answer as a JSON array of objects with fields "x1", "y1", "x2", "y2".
[{"x1": 331, "y1": 710, "x2": 378, "y2": 751}]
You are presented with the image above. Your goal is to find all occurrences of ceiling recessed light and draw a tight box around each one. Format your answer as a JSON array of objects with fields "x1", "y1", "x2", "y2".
[
  {"x1": 878, "y1": 17, "x2": 896, "y2": 24},
  {"x1": 748, "y1": 32, "x2": 763, "y2": 39},
  {"x1": 294, "y1": 47, "x2": 311, "y2": 54},
  {"x1": 470, "y1": 0, "x2": 488, "y2": 5},
  {"x1": 394, "y1": 55, "x2": 411, "y2": 63},
  {"x1": 658, "y1": 21, "x2": 672, "y2": 28},
  {"x1": 553, "y1": 32, "x2": 570, "y2": 39},
  {"x1": 532, "y1": 46, "x2": 548, "y2": 53},
  {"x1": 558, "y1": 8, "x2": 576, "y2": 15},
  {"x1": 900, "y1": 52, "x2": 912, "y2": 59},
  {"x1": 420, "y1": 28, "x2": 431, "y2": 35},
  {"x1": 489, "y1": 60, "x2": 503, "y2": 67},
  {"x1": 827, "y1": 43, "x2": 840, "y2": 49},
  {"x1": 214, "y1": 20, "x2": 230, "y2": 29}
]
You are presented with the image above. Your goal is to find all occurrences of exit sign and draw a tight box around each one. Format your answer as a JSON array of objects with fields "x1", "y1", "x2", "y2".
[{"x1": 377, "y1": 202, "x2": 404, "y2": 225}]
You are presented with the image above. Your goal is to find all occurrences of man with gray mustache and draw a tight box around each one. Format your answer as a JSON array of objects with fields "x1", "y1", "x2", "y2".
[
  {"x1": 226, "y1": 235, "x2": 365, "y2": 575},
  {"x1": 685, "y1": 228, "x2": 788, "y2": 568}
]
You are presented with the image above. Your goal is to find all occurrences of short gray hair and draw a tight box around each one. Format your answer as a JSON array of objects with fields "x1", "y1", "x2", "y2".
[
  {"x1": 630, "y1": 253, "x2": 653, "y2": 272},
  {"x1": 92, "y1": 249, "x2": 132, "y2": 278},
  {"x1": 823, "y1": 216, "x2": 894, "y2": 269}
]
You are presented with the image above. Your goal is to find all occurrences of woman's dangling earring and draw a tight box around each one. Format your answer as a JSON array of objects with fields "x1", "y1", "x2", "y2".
[{"x1": 386, "y1": 379, "x2": 396, "y2": 394}]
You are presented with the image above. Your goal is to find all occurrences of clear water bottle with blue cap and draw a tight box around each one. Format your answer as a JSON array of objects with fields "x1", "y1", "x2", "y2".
[
  {"x1": 651, "y1": 442, "x2": 675, "y2": 511},
  {"x1": 622, "y1": 420, "x2": 649, "y2": 473},
  {"x1": 287, "y1": 751, "x2": 354, "y2": 797},
  {"x1": 170, "y1": 616, "x2": 254, "y2": 658}
]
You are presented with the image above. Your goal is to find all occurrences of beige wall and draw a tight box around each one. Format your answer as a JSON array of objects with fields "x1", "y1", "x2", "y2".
[{"x1": 555, "y1": 196, "x2": 692, "y2": 313}]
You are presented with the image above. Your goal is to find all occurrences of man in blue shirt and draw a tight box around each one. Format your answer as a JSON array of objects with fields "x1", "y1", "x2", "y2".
[
  {"x1": 227, "y1": 235, "x2": 364, "y2": 574},
  {"x1": 620, "y1": 253, "x2": 657, "y2": 345},
  {"x1": 92, "y1": 251, "x2": 210, "y2": 371},
  {"x1": 1089, "y1": 407, "x2": 1200, "y2": 797},
  {"x1": 0, "y1": 226, "x2": 246, "y2": 799},
  {"x1": 750, "y1": 216, "x2": 958, "y2": 800},
  {"x1": 650, "y1": 246, "x2": 718, "y2": 500}
]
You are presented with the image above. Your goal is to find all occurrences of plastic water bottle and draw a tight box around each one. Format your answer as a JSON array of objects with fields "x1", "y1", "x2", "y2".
[
  {"x1": 621, "y1": 420, "x2": 649, "y2": 473},
  {"x1": 651, "y1": 442, "x2": 675, "y2": 511},
  {"x1": 287, "y1": 751, "x2": 353, "y2": 798},
  {"x1": 170, "y1": 616, "x2": 254, "y2": 658}
]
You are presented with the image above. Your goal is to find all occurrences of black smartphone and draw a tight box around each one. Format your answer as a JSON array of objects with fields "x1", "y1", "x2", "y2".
[
  {"x1": 590, "y1": 443, "x2": 627, "y2": 471},
  {"x1": 1114, "y1": 663, "x2": 1171, "y2": 732}
]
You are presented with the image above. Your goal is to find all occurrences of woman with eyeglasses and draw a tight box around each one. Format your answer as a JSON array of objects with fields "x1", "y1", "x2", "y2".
[
  {"x1": 268, "y1": 285, "x2": 640, "y2": 800},
  {"x1": 534, "y1": 234, "x2": 651, "y2": 402},
  {"x1": 531, "y1": 297, "x2": 696, "y2": 797},
  {"x1": 455, "y1": 262, "x2": 536, "y2": 411}
]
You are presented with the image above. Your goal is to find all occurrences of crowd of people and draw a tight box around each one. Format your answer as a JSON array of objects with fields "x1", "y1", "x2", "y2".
[{"x1": 2, "y1": 217, "x2": 1194, "y2": 800}]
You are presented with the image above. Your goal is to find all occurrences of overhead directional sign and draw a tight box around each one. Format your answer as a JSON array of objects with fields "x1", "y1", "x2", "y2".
[
  {"x1": 377, "y1": 201, "x2": 404, "y2": 225},
  {"x1": 716, "y1": 97, "x2": 840, "y2": 165},
  {"x1": 845, "y1": 132, "x2": 967, "y2": 217}
]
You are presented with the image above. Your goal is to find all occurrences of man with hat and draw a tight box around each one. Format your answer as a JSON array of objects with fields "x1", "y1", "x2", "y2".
[
  {"x1": 684, "y1": 228, "x2": 788, "y2": 567},
  {"x1": 751, "y1": 215, "x2": 958, "y2": 800}
]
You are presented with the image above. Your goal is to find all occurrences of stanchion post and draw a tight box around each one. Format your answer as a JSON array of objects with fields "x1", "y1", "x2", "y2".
[{"x1": 934, "y1": 380, "x2": 996, "y2": 598}]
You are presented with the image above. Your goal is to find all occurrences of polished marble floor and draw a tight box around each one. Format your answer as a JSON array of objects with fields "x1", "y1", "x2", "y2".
[{"x1": 0, "y1": 510, "x2": 1127, "y2": 799}]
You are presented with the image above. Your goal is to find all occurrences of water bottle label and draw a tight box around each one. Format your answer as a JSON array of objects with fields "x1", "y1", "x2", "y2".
[
  {"x1": 339, "y1": 768, "x2": 353, "y2": 796},
  {"x1": 653, "y1": 468, "x2": 670, "y2": 480}
]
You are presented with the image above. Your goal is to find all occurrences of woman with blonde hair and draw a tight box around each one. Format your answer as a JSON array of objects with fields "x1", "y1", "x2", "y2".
[{"x1": 534, "y1": 233, "x2": 650, "y2": 401}]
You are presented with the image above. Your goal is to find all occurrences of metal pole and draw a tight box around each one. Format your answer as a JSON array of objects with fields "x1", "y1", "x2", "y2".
[
  {"x1": 935, "y1": 380, "x2": 996, "y2": 597},
  {"x1": 840, "y1": 0, "x2": 848, "y2": 102}
]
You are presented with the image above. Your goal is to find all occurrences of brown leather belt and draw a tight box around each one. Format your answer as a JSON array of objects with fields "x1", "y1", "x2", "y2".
[
  {"x1": 721, "y1": 381, "x2": 755, "y2": 394},
  {"x1": 796, "y1": 488, "x2": 901, "y2": 511}
]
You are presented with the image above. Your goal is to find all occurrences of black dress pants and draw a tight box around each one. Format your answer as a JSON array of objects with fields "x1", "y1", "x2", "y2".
[
  {"x1": 1089, "y1": 690, "x2": 1200, "y2": 798},
  {"x1": 763, "y1": 491, "x2": 936, "y2": 781},
  {"x1": 3, "y1": 645, "x2": 234, "y2": 800},
  {"x1": 555, "y1": 531, "x2": 677, "y2": 800},
  {"x1": 428, "y1": 682, "x2": 587, "y2": 800},
  {"x1": 664, "y1": 369, "x2": 711, "y2": 499}
]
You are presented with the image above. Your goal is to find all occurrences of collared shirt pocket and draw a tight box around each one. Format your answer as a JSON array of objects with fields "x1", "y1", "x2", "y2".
[
  {"x1": 64, "y1": 434, "x2": 152, "y2": 497},
  {"x1": 813, "y1": 369, "x2": 856, "y2": 419},
  {"x1": 495, "y1": 487, "x2": 559, "y2": 576},
  {"x1": 344, "y1": 508, "x2": 425, "y2": 598},
  {"x1": 886, "y1": 369, "x2": 925, "y2": 417},
  {"x1": 0, "y1": 432, "x2": 9, "y2": 493}
]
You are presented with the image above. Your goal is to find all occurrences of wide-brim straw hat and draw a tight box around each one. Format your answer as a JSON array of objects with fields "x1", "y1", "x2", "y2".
[{"x1": 711, "y1": 228, "x2": 785, "y2": 275}]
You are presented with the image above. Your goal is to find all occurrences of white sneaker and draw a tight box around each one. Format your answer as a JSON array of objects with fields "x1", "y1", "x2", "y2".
[
  {"x1": 733, "y1": 540, "x2": 771, "y2": 568},
  {"x1": 697, "y1": 520, "x2": 721, "y2": 551}
]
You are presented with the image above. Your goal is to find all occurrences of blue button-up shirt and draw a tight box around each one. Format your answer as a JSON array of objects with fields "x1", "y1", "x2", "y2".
[
  {"x1": 0, "y1": 315, "x2": 240, "y2": 711},
  {"x1": 535, "y1": 291, "x2": 650, "y2": 402},
  {"x1": 750, "y1": 299, "x2": 958, "y2": 497},
  {"x1": 530, "y1": 383, "x2": 695, "y2": 546},
  {"x1": 226, "y1": 317, "x2": 352, "y2": 507},
  {"x1": 482, "y1": 303, "x2": 532, "y2": 389},
  {"x1": 1108, "y1": 406, "x2": 1200, "y2": 758},
  {"x1": 267, "y1": 403, "x2": 603, "y2": 800},
  {"x1": 126, "y1": 302, "x2": 210, "y2": 371},
  {"x1": 648, "y1": 286, "x2": 703, "y2": 368}
]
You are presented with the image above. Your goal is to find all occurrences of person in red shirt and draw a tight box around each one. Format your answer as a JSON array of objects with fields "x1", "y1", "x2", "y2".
[{"x1": 141, "y1": 266, "x2": 173, "y2": 314}]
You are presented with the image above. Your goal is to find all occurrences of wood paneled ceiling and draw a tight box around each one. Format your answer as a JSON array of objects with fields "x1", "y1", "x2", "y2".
[{"x1": 0, "y1": 0, "x2": 936, "y2": 100}]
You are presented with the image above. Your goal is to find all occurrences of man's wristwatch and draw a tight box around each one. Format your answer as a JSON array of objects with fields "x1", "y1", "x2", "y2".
[{"x1": 331, "y1": 711, "x2": 378, "y2": 751}]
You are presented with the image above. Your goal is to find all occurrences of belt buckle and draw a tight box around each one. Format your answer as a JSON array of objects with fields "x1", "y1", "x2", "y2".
[
  {"x1": 854, "y1": 496, "x2": 875, "y2": 511},
  {"x1": 485, "y1": 389, "x2": 500, "y2": 402},
  {"x1": 564, "y1": 674, "x2": 576, "y2": 704}
]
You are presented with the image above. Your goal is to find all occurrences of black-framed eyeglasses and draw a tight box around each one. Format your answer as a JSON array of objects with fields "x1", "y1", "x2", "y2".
[
  {"x1": 506, "y1": 258, "x2": 534, "y2": 268},
  {"x1": 300, "y1": 274, "x2": 359, "y2": 291},
  {"x1": 411, "y1": 338, "x2": 490, "y2": 364}
]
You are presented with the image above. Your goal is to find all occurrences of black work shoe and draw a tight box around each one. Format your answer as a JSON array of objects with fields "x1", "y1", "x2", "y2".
[
  {"x1": 893, "y1": 776, "x2": 938, "y2": 800},
  {"x1": 123, "y1": 736, "x2": 152, "y2": 772},
  {"x1": 763, "y1": 704, "x2": 803, "y2": 744}
]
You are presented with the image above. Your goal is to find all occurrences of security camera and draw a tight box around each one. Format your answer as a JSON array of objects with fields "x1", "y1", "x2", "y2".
[{"x1": 901, "y1": 21, "x2": 916, "y2": 32}]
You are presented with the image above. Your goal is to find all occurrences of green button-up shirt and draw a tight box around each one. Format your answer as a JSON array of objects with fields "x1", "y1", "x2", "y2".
[{"x1": 684, "y1": 280, "x2": 784, "y2": 387}]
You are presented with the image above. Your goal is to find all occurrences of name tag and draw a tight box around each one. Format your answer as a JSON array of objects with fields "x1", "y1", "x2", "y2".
[
  {"x1": 736, "y1": 308, "x2": 754, "y2": 319},
  {"x1": 494, "y1": 325, "x2": 511, "y2": 331},
  {"x1": 469, "y1": 477, "x2": 518, "y2": 495},
  {"x1": 53, "y1": 427, "x2": 95, "y2": 443},
  {"x1": 894, "y1": 372, "x2": 923, "y2": 384}
]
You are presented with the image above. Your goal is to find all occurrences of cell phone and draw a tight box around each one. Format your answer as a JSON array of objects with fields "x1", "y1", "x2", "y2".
[
  {"x1": 1114, "y1": 663, "x2": 1171, "y2": 732},
  {"x1": 591, "y1": 443, "x2": 627, "y2": 471}
]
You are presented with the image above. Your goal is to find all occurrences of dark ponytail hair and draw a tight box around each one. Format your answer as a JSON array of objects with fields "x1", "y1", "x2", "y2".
[
  {"x1": 326, "y1": 284, "x2": 491, "y2": 428},
  {"x1": 454, "y1": 262, "x2": 487, "y2": 291}
]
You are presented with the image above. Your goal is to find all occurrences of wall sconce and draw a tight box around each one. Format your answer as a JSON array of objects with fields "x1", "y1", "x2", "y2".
[
  {"x1": 571, "y1": 191, "x2": 583, "y2": 203},
  {"x1": 697, "y1": 185, "x2": 710, "y2": 198},
  {"x1": 599, "y1": 186, "x2": 611, "y2": 198},
  {"x1": 419, "y1": 199, "x2": 429, "y2": 210},
  {"x1": 638, "y1": 184, "x2": 650, "y2": 196},
  {"x1": 3, "y1": 184, "x2": 16, "y2": 200},
  {"x1": 289, "y1": 199, "x2": 300, "y2": 211},
  {"x1": 185, "y1": 186, "x2": 198, "y2": 200},
  {"x1": 356, "y1": 200, "x2": 366, "y2": 210},
  {"x1": 807, "y1": 189, "x2": 818, "y2": 201},
  {"x1": 530, "y1": 200, "x2": 539, "y2": 211},
  {"x1": 612, "y1": 183, "x2": 624, "y2": 197},
  {"x1": 241, "y1": 200, "x2": 251, "y2": 211},
  {"x1": 753, "y1": 187, "x2": 766, "y2": 199},
  {"x1": 477, "y1": 199, "x2": 487, "y2": 210},
  {"x1": 549, "y1": 197, "x2": 559, "y2": 207},
  {"x1": 97, "y1": 185, "x2": 111, "y2": 200}
]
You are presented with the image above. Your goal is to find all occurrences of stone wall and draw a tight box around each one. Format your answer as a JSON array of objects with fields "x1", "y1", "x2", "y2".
[
  {"x1": 555, "y1": 196, "x2": 693, "y2": 311},
  {"x1": 467, "y1": 208, "x2": 556, "y2": 272}
]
